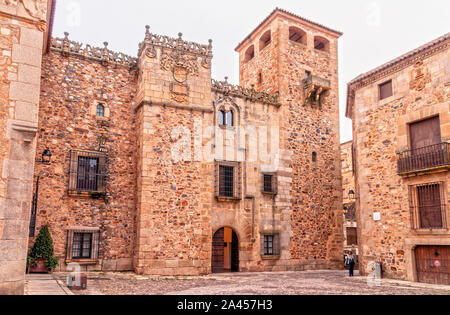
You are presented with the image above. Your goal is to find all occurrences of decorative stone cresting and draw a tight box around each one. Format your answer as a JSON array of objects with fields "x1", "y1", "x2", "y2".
[
  {"x1": 50, "y1": 33, "x2": 138, "y2": 68},
  {"x1": 212, "y1": 77, "x2": 280, "y2": 106},
  {"x1": 138, "y1": 25, "x2": 213, "y2": 61}
]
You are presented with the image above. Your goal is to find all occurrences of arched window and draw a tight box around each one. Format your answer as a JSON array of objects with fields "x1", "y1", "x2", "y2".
[
  {"x1": 226, "y1": 110, "x2": 234, "y2": 127},
  {"x1": 96, "y1": 103, "x2": 105, "y2": 117},
  {"x1": 289, "y1": 27, "x2": 307, "y2": 45},
  {"x1": 259, "y1": 30, "x2": 271, "y2": 51},
  {"x1": 314, "y1": 36, "x2": 330, "y2": 53},
  {"x1": 244, "y1": 45, "x2": 255, "y2": 63},
  {"x1": 218, "y1": 110, "x2": 226, "y2": 126}
]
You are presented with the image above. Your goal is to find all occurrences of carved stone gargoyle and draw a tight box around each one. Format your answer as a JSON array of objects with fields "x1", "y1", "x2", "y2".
[{"x1": 303, "y1": 75, "x2": 331, "y2": 109}]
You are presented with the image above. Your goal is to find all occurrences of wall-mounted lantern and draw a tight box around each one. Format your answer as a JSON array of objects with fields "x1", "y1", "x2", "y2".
[
  {"x1": 348, "y1": 190, "x2": 356, "y2": 201},
  {"x1": 41, "y1": 149, "x2": 52, "y2": 165}
]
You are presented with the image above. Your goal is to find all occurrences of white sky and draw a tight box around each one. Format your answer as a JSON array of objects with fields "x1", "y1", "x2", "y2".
[{"x1": 53, "y1": 0, "x2": 450, "y2": 143}]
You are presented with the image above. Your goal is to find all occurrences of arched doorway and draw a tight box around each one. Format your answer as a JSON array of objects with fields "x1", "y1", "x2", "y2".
[{"x1": 212, "y1": 227, "x2": 239, "y2": 273}]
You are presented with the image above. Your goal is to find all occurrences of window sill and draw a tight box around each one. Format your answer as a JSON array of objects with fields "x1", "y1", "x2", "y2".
[
  {"x1": 65, "y1": 259, "x2": 100, "y2": 266},
  {"x1": 68, "y1": 191, "x2": 106, "y2": 198},
  {"x1": 262, "y1": 191, "x2": 277, "y2": 196},
  {"x1": 261, "y1": 255, "x2": 281, "y2": 261},
  {"x1": 216, "y1": 196, "x2": 242, "y2": 202},
  {"x1": 289, "y1": 41, "x2": 307, "y2": 49},
  {"x1": 412, "y1": 228, "x2": 449, "y2": 235}
]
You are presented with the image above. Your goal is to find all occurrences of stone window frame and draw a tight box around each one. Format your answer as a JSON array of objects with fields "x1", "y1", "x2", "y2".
[
  {"x1": 216, "y1": 103, "x2": 240, "y2": 129},
  {"x1": 408, "y1": 181, "x2": 449, "y2": 233},
  {"x1": 259, "y1": 29, "x2": 272, "y2": 52},
  {"x1": 91, "y1": 101, "x2": 110, "y2": 120},
  {"x1": 396, "y1": 102, "x2": 450, "y2": 158},
  {"x1": 313, "y1": 35, "x2": 330, "y2": 54},
  {"x1": 65, "y1": 227, "x2": 101, "y2": 264},
  {"x1": 244, "y1": 45, "x2": 255, "y2": 63},
  {"x1": 289, "y1": 26, "x2": 307, "y2": 47},
  {"x1": 261, "y1": 172, "x2": 278, "y2": 195},
  {"x1": 215, "y1": 160, "x2": 242, "y2": 201},
  {"x1": 379, "y1": 79, "x2": 394, "y2": 101},
  {"x1": 260, "y1": 231, "x2": 281, "y2": 260},
  {"x1": 68, "y1": 150, "x2": 108, "y2": 197}
]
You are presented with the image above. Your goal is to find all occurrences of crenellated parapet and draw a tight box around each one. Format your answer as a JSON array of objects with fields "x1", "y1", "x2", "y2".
[
  {"x1": 50, "y1": 32, "x2": 138, "y2": 68},
  {"x1": 212, "y1": 78, "x2": 280, "y2": 107}
]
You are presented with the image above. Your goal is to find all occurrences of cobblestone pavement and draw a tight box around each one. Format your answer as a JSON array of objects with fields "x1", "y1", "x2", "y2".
[{"x1": 52, "y1": 270, "x2": 450, "y2": 295}]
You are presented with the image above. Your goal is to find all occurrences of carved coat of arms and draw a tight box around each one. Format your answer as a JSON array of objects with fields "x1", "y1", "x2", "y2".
[{"x1": 410, "y1": 61, "x2": 431, "y2": 92}]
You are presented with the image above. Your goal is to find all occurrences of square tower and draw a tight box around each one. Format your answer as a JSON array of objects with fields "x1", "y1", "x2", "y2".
[{"x1": 236, "y1": 9, "x2": 344, "y2": 266}]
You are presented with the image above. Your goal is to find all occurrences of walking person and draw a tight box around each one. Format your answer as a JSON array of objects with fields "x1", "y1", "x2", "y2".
[{"x1": 345, "y1": 251, "x2": 357, "y2": 277}]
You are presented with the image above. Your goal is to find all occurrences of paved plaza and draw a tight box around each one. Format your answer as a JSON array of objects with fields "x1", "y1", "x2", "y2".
[{"x1": 25, "y1": 270, "x2": 450, "y2": 295}]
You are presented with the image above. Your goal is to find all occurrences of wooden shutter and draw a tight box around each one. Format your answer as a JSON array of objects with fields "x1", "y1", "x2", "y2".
[
  {"x1": 274, "y1": 234, "x2": 281, "y2": 256},
  {"x1": 410, "y1": 116, "x2": 441, "y2": 151},
  {"x1": 346, "y1": 227, "x2": 358, "y2": 245},
  {"x1": 379, "y1": 80, "x2": 393, "y2": 100}
]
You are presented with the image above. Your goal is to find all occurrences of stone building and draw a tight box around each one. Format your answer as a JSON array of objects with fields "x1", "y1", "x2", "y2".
[
  {"x1": 1, "y1": 5, "x2": 344, "y2": 284},
  {"x1": 341, "y1": 141, "x2": 358, "y2": 258},
  {"x1": 346, "y1": 33, "x2": 450, "y2": 285},
  {"x1": 0, "y1": 0, "x2": 55, "y2": 294}
]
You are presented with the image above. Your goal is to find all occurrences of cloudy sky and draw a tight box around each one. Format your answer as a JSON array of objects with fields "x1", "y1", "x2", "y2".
[{"x1": 52, "y1": 0, "x2": 450, "y2": 143}]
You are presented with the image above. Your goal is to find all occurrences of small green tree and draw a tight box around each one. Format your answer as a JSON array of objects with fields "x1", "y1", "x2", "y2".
[{"x1": 29, "y1": 226, "x2": 58, "y2": 270}]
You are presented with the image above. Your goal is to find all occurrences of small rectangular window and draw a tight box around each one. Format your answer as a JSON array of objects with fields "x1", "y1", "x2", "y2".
[
  {"x1": 215, "y1": 162, "x2": 242, "y2": 200},
  {"x1": 379, "y1": 80, "x2": 393, "y2": 100},
  {"x1": 66, "y1": 229, "x2": 100, "y2": 261},
  {"x1": 261, "y1": 233, "x2": 280, "y2": 257}
]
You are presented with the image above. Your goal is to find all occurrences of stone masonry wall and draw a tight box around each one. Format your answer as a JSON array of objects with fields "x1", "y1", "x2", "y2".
[
  {"x1": 351, "y1": 43, "x2": 450, "y2": 280},
  {"x1": 32, "y1": 49, "x2": 138, "y2": 272},
  {"x1": 0, "y1": 0, "x2": 49, "y2": 295}
]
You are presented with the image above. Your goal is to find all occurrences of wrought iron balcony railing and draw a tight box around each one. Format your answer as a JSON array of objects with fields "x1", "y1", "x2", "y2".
[{"x1": 397, "y1": 142, "x2": 450, "y2": 175}]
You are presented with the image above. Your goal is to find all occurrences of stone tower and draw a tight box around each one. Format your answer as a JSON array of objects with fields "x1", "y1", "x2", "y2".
[
  {"x1": 133, "y1": 27, "x2": 215, "y2": 275},
  {"x1": 235, "y1": 8, "x2": 344, "y2": 267}
]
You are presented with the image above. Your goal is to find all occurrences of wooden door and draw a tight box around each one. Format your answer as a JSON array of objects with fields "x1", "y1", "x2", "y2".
[
  {"x1": 410, "y1": 116, "x2": 441, "y2": 150},
  {"x1": 212, "y1": 228, "x2": 225, "y2": 273},
  {"x1": 231, "y1": 231, "x2": 239, "y2": 272},
  {"x1": 415, "y1": 246, "x2": 450, "y2": 285}
]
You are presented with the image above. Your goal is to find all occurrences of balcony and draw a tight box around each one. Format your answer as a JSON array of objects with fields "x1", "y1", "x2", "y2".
[
  {"x1": 397, "y1": 142, "x2": 450, "y2": 176},
  {"x1": 303, "y1": 75, "x2": 331, "y2": 109}
]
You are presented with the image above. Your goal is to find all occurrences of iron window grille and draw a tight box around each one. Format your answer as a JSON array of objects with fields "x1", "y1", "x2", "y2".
[
  {"x1": 215, "y1": 161, "x2": 242, "y2": 200},
  {"x1": 66, "y1": 229, "x2": 100, "y2": 261},
  {"x1": 261, "y1": 233, "x2": 281, "y2": 256},
  {"x1": 409, "y1": 182, "x2": 448, "y2": 230},
  {"x1": 262, "y1": 173, "x2": 278, "y2": 195},
  {"x1": 69, "y1": 150, "x2": 107, "y2": 194}
]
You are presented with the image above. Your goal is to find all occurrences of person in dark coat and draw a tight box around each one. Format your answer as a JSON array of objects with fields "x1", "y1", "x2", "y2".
[{"x1": 345, "y1": 251, "x2": 357, "y2": 277}]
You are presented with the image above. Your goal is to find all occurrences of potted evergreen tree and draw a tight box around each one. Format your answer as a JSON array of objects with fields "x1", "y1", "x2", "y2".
[{"x1": 27, "y1": 226, "x2": 59, "y2": 273}]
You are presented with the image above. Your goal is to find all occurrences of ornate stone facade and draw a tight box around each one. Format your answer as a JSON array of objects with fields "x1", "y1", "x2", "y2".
[
  {"x1": 346, "y1": 33, "x2": 450, "y2": 282},
  {"x1": 1, "y1": 7, "x2": 344, "y2": 282}
]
